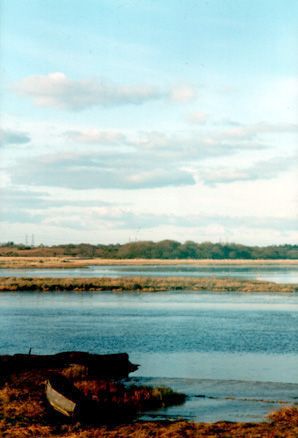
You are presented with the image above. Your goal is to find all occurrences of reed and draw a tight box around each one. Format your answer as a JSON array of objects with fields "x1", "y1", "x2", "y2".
[
  {"x1": 0, "y1": 366, "x2": 185, "y2": 436},
  {"x1": 2, "y1": 372, "x2": 298, "y2": 438},
  {"x1": 0, "y1": 276, "x2": 297, "y2": 292},
  {"x1": 1, "y1": 256, "x2": 298, "y2": 269}
]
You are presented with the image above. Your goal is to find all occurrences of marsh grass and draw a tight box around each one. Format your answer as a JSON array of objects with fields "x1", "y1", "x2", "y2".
[
  {"x1": 1, "y1": 367, "x2": 298, "y2": 437},
  {"x1": 0, "y1": 256, "x2": 298, "y2": 269},
  {"x1": 0, "y1": 366, "x2": 186, "y2": 436},
  {"x1": 75, "y1": 378, "x2": 185, "y2": 412},
  {"x1": 269, "y1": 405, "x2": 298, "y2": 427},
  {"x1": 0, "y1": 276, "x2": 297, "y2": 292},
  {"x1": 0, "y1": 366, "x2": 298, "y2": 438}
]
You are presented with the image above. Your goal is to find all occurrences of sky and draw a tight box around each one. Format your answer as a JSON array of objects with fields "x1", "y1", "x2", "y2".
[{"x1": 0, "y1": 0, "x2": 297, "y2": 246}]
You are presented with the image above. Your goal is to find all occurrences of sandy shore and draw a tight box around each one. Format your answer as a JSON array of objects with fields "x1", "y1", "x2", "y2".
[{"x1": 0, "y1": 256, "x2": 298, "y2": 269}]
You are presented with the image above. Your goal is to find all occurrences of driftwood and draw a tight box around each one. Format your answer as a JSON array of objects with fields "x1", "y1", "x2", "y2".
[{"x1": 0, "y1": 351, "x2": 139, "y2": 378}]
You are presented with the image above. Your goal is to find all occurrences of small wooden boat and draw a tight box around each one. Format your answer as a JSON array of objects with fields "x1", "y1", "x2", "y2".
[{"x1": 46, "y1": 374, "x2": 80, "y2": 417}]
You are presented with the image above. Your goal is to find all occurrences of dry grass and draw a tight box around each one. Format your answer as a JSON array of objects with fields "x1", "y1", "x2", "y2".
[
  {"x1": 74, "y1": 379, "x2": 185, "y2": 412},
  {"x1": 0, "y1": 275, "x2": 297, "y2": 292},
  {"x1": 269, "y1": 405, "x2": 298, "y2": 427},
  {"x1": 0, "y1": 367, "x2": 185, "y2": 437},
  {"x1": 1, "y1": 369, "x2": 298, "y2": 437},
  {"x1": 0, "y1": 256, "x2": 298, "y2": 269}
]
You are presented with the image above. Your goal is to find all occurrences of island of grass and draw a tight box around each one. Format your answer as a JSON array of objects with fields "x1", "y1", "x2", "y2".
[
  {"x1": 0, "y1": 276, "x2": 297, "y2": 292},
  {"x1": 0, "y1": 255, "x2": 298, "y2": 269}
]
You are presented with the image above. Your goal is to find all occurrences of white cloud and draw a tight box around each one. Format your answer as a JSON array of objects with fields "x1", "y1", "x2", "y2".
[
  {"x1": 170, "y1": 84, "x2": 197, "y2": 102},
  {"x1": 216, "y1": 122, "x2": 298, "y2": 141},
  {"x1": 4, "y1": 200, "x2": 297, "y2": 237},
  {"x1": 199, "y1": 155, "x2": 297, "y2": 186},
  {"x1": 11, "y1": 150, "x2": 196, "y2": 190},
  {"x1": 5, "y1": 127, "x2": 270, "y2": 191},
  {"x1": 130, "y1": 130, "x2": 264, "y2": 157},
  {"x1": 187, "y1": 111, "x2": 209, "y2": 125},
  {"x1": 0, "y1": 129, "x2": 31, "y2": 145},
  {"x1": 66, "y1": 130, "x2": 127, "y2": 145},
  {"x1": 12, "y1": 73, "x2": 197, "y2": 111}
]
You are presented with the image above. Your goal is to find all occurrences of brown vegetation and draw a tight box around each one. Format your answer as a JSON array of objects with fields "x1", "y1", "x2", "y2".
[
  {"x1": 0, "y1": 276, "x2": 297, "y2": 292},
  {"x1": 63, "y1": 364, "x2": 185, "y2": 414},
  {"x1": 1, "y1": 368, "x2": 298, "y2": 437},
  {"x1": 0, "y1": 255, "x2": 298, "y2": 269},
  {"x1": 0, "y1": 366, "x2": 185, "y2": 437}
]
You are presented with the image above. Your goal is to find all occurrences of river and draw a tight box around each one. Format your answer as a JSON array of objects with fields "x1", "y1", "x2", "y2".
[
  {"x1": 1, "y1": 289, "x2": 298, "y2": 422},
  {"x1": 1, "y1": 263, "x2": 298, "y2": 283}
]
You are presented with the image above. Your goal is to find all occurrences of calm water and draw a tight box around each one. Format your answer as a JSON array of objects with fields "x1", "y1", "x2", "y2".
[
  {"x1": 1, "y1": 263, "x2": 298, "y2": 283},
  {"x1": 1, "y1": 290, "x2": 298, "y2": 421}
]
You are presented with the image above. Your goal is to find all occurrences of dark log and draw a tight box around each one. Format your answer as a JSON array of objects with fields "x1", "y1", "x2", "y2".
[{"x1": 0, "y1": 351, "x2": 139, "y2": 378}]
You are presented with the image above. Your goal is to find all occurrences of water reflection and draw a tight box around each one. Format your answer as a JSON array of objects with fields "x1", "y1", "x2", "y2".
[{"x1": 1, "y1": 264, "x2": 298, "y2": 283}]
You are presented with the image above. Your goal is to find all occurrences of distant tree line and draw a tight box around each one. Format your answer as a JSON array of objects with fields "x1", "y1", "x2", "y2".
[{"x1": 1, "y1": 240, "x2": 298, "y2": 259}]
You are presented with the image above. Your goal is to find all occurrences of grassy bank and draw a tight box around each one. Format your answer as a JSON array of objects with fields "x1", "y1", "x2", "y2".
[
  {"x1": 0, "y1": 365, "x2": 186, "y2": 437},
  {"x1": 1, "y1": 367, "x2": 298, "y2": 437},
  {"x1": 1, "y1": 366, "x2": 298, "y2": 438},
  {"x1": 0, "y1": 256, "x2": 298, "y2": 269},
  {"x1": 0, "y1": 276, "x2": 297, "y2": 292}
]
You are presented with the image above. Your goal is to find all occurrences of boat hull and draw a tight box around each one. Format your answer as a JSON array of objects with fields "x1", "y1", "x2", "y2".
[{"x1": 46, "y1": 378, "x2": 77, "y2": 417}]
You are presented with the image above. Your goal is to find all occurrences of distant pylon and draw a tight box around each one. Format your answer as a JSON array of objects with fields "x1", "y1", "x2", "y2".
[
  {"x1": 31, "y1": 234, "x2": 35, "y2": 246},
  {"x1": 25, "y1": 234, "x2": 28, "y2": 245}
]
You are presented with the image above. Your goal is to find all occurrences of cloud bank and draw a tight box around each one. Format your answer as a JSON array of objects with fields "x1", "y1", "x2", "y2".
[
  {"x1": 13, "y1": 73, "x2": 197, "y2": 111},
  {"x1": 200, "y1": 156, "x2": 297, "y2": 186}
]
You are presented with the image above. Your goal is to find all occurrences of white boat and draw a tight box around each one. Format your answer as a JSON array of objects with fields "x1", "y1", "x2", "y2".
[{"x1": 46, "y1": 375, "x2": 78, "y2": 417}]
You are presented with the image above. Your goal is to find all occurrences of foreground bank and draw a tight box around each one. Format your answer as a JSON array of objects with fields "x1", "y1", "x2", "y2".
[
  {"x1": 1, "y1": 276, "x2": 297, "y2": 292},
  {"x1": 1, "y1": 367, "x2": 298, "y2": 438},
  {"x1": 2, "y1": 413, "x2": 298, "y2": 438}
]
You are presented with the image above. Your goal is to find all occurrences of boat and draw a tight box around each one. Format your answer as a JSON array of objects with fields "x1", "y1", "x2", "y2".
[{"x1": 46, "y1": 374, "x2": 80, "y2": 417}]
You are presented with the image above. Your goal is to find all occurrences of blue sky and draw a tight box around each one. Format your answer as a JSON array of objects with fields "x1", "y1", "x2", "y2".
[{"x1": 0, "y1": 0, "x2": 297, "y2": 246}]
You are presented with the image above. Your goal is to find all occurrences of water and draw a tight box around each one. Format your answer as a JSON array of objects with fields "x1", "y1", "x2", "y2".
[
  {"x1": 1, "y1": 263, "x2": 298, "y2": 283},
  {"x1": 133, "y1": 377, "x2": 298, "y2": 422},
  {"x1": 1, "y1": 290, "x2": 298, "y2": 421}
]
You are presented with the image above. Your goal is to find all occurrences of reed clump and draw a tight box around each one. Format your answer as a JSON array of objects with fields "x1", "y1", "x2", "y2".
[
  {"x1": 75, "y1": 378, "x2": 185, "y2": 412},
  {"x1": 0, "y1": 366, "x2": 186, "y2": 437},
  {"x1": 269, "y1": 405, "x2": 298, "y2": 427}
]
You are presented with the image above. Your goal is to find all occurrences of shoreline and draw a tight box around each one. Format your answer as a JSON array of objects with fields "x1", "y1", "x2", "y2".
[
  {"x1": 0, "y1": 256, "x2": 298, "y2": 269},
  {"x1": 0, "y1": 276, "x2": 297, "y2": 292},
  {"x1": 1, "y1": 366, "x2": 298, "y2": 437},
  {"x1": 3, "y1": 416, "x2": 298, "y2": 438}
]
